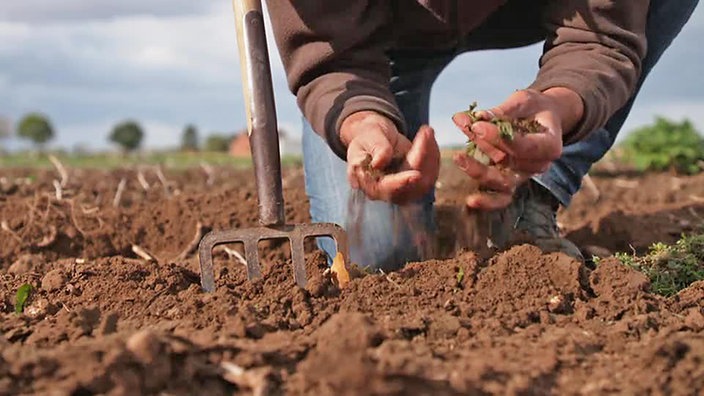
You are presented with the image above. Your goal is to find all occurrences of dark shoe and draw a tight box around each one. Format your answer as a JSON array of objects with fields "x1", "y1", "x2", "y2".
[{"x1": 488, "y1": 181, "x2": 584, "y2": 262}]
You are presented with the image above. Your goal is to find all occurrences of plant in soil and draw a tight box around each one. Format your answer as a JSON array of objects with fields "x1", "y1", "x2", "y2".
[
  {"x1": 14, "y1": 283, "x2": 32, "y2": 314},
  {"x1": 615, "y1": 231, "x2": 704, "y2": 296},
  {"x1": 618, "y1": 116, "x2": 704, "y2": 175}
]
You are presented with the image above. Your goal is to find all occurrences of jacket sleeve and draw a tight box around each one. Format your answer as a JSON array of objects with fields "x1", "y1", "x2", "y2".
[
  {"x1": 265, "y1": 1, "x2": 404, "y2": 159},
  {"x1": 529, "y1": 0, "x2": 649, "y2": 144}
]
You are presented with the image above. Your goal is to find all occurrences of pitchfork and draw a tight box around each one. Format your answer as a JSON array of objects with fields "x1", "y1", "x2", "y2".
[{"x1": 198, "y1": 0, "x2": 349, "y2": 292}]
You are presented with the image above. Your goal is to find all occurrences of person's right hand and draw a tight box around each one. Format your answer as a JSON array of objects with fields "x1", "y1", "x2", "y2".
[{"x1": 340, "y1": 111, "x2": 440, "y2": 205}]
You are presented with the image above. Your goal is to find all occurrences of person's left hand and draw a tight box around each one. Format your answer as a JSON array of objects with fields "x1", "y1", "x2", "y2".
[{"x1": 451, "y1": 87, "x2": 583, "y2": 210}]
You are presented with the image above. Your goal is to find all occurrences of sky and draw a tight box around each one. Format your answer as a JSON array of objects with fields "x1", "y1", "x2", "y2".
[{"x1": 1, "y1": 1, "x2": 703, "y2": 151}]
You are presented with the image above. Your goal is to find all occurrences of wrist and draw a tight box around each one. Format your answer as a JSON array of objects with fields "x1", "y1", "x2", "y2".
[
  {"x1": 542, "y1": 87, "x2": 584, "y2": 135},
  {"x1": 340, "y1": 110, "x2": 398, "y2": 147}
]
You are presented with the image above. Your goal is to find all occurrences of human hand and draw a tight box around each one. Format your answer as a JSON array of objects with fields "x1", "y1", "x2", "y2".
[
  {"x1": 451, "y1": 88, "x2": 583, "y2": 210},
  {"x1": 341, "y1": 111, "x2": 440, "y2": 204}
]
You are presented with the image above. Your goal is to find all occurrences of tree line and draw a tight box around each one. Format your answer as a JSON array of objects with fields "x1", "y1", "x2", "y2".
[{"x1": 1, "y1": 112, "x2": 237, "y2": 153}]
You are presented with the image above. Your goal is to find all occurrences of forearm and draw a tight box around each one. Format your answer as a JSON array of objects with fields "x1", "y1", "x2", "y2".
[
  {"x1": 265, "y1": 0, "x2": 403, "y2": 159},
  {"x1": 530, "y1": 0, "x2": 648, "y2": 144}
]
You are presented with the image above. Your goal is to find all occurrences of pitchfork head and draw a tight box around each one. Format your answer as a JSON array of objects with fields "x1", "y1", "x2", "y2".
[{"x1": 198, "y1": 223, "x2": 349, "y2": 292}]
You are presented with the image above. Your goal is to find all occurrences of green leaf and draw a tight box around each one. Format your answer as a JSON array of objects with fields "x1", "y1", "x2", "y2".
[
  {"x1": 15, "y1": 283, "x2": 32, "y2": 314},
  {"x1": 456, "y1": 267, "x2": 465, "y2": 287}
]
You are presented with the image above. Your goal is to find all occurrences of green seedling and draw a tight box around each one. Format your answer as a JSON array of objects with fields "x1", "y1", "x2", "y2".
[
  {"x1": 456, "y1": 266, "x2": 465, "y2": 288},
  {"x1": 462, "y1": 101, "x2": 543, "y2": 166},
  {"x1": 616, "y1": 232, "x2": 704, "y2": 296},
  {"x1": 14, "y1": 283, "x2": 32, "y2": 315}
]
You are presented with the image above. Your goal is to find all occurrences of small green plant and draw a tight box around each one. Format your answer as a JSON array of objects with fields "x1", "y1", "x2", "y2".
[
  {"x1": 461, "y1": 102, "x2": 543, "y2": 166},
  {"x1": 619, "y1": 117, "x2": 704, "y2": 175},
  {"x1": 616, "y1": 233, "x2": 704, "y2": 296},
  {"x1": 14, "y1": 283, "x2": 32, "y2": 314},
  {"x1": 456, "y1": 266, "x2": 465, "y2": 288}
]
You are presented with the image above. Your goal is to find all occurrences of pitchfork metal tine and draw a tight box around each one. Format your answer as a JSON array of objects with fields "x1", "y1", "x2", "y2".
[
  {"x1": 198, "y1": 223, "x2": 349, "y2": 292},
  {"x1": 291, "y1": 233, "x2": 307, "y2": 288},
  {"x1": 244, "y1": 238, "x2": 263, "y2": 280},
  {"x1": 198, "y1": 1, "x2": 350, "y2": 293}
]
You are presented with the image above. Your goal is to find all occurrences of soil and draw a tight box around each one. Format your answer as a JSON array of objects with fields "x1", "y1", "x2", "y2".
[{"x1": 1, "y1": 165, "x2": 703, "y2": 395}]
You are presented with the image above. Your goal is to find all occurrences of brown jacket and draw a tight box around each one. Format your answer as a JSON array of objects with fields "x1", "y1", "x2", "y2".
[{"x1": 265, "y1": 1, "x2": 648, "y2": 158}]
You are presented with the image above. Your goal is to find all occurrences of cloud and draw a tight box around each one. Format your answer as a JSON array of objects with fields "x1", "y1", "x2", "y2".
[
  {"x1": 0, "y1": 1, "x2": 299, "y2": 150},
  {"x1": 0, "y1": 0, "x2": 219, "y2": 22}
]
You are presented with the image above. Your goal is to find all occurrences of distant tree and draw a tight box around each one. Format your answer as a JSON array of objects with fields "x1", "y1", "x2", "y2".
[
  {"x1": 109, "y1": 120, "x2": 144, "y2": 153},
  {"x1": 17, "y1": 112, "x2": 54, "y2": 150},
  {"x1": 619, "y1": 116, "x2": 704, "y2": 174},
  {"x1": 204, "y1": 134, "x2": 231, "y2": 152},
  {"x1": 181, "y1": 124, "x2": 199, "y2": 151}
]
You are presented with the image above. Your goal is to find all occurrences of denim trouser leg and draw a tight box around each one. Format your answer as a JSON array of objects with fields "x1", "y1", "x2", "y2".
[
  {"x1": 302, "y1": 51, "x2": 453, "y2": 270},
  {"x1": 535, "y1": 0, "x2": 699, "y2": 206}
]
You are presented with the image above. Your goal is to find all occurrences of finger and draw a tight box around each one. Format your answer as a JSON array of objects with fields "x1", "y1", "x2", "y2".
[
  {"x1": 357, "y1": 170, "x2": 422, "y2": 201},
  {"x1": 469, "y1": 127, "x2": 510, "y2": 164},
  {"x1": 452, "y1": 112, "x2": 474, "y2": 128},
  {"x1": 466, "y1": 191, "x2": 514, "y2": 210},
  {"x1": 452, "y1": 112, "x2": 477, "y2": 141},
  {"x1": 471, "y1": 122, "x2": 514, "y2": 155},
  {"x1": 453, "y1": 153, "x2": 515, "y2": 193},
  {"x1": 368, "y1": 140, "x2": 394, "y2": 170},
  {"x1": 407, "y1": 126, "x2": 441, "y2": 172}
]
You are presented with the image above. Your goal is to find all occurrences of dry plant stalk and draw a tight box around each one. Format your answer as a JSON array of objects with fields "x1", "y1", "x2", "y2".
[
  {"x1": 132, "y1": 244, "x2": 157, "y2": 262},
  {"x1": 175, "y1": 221, "x2": 206, "y2": 261},
  {"x1": 52, "y1": 179, "x2": 63, "y2": 200},
  {"x1": 36, "y1": 225, "x2": 58, "y2": 247},
  {"x1": 154, "y1": 166, "x2": 172, "y2": 196},
  {"x1": 113, "y1": 178, "x2": 127, "y2": 207},
  {"x1": 330, "y1": 251, "x2": 351, "y2": 288},
  {"x1": 1, "y1": 220, "x2": 22, "y2": 242},
  {"x1": 136, "y1": 169, "x2": 150, "y2": 191},
  {"x1": 223, "y1": 246, "x2": 247, "y2": 266},
  {"x1": 220, "y1": 362, "x2": 273, "y2": 396},
  {"x1": 200, "y1": 162, "x2": 215, "y2": 186},
  {"x1": 48, "y1": 154, "x2": 69, "y2": 187}
]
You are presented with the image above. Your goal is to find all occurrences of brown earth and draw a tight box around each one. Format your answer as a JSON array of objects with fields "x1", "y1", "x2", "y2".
[{"x1": 1, "y1": 165, "x2": 703, "y2": 395}]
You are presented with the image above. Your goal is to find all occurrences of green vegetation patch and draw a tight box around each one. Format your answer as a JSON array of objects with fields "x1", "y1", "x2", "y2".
[
  {"x1": 615, "y1": 232, "x2": 704, "y2": 296},
  {"x1": 619, "y1": 117, "x2": 704, "y2": 175}
]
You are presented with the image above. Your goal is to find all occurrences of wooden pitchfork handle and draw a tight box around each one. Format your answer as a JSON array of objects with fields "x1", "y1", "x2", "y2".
[{"x1": 233, "y1": 0, "x2": 285, "y2": 226}]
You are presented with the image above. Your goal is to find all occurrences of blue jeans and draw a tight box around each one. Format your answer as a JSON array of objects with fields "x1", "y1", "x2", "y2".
[{"x1": 303, "y1": 0, "x2": 699, "y2": 270}]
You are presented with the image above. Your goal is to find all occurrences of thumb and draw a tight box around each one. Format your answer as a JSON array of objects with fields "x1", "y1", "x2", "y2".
[{"x1": 407, "y1": 125, "x2": 440, "y2": 170}]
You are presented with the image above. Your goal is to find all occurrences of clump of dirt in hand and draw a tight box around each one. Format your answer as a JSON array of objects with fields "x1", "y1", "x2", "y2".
[
  {"x1": 454, "y1": 102, "x2": 546, "y2": 259},
  {"x1": 461, "y1": 101, "x2": 544, "y2": 166}
]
